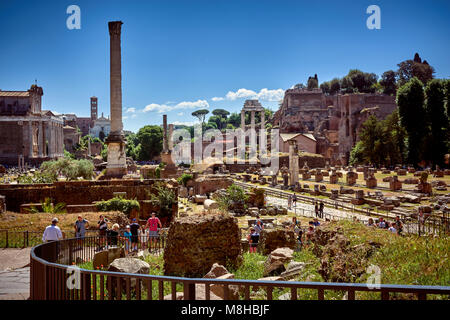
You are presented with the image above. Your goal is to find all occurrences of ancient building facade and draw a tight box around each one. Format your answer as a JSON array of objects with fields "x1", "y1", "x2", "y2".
[
  {"x1": 0, "y1": 85, "x2": 64, "y2": 165},
  {"x1": 90, "y1": 113, "x2": 111, "y2": 139},
  {"x1": 273, "y1": 88, "x2": 397, "y2": 164}
]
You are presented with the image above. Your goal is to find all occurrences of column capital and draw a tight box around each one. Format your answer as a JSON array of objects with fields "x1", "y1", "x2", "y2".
[{"x1": 108, "y1": 21, "x2": 123, "y2": 36}]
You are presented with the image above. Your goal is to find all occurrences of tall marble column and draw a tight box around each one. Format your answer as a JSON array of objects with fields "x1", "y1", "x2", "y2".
[
  {"x1": 260, "y1": 110, "x2": 265, "y2": 130},
  {"x1": 28, "y1": 121, "x2": 33, "y2": 158},
  {"x1": 250, "y1": 111, "x2": 255, "y2": 131},
  {"x1": 163, "y1": 114, "x2": 168, "y2": 152},
  {"x1": 105, "y1": 21, "x2": 127, "y2": 178},
  {"x1": 241, "y1": 110, "x2": 245, "y2": 131},
  {"x1": 38, "y1": 121, "x2": 43, "y2": 157},
  {"x1": 288, "y1": 140, "x2": 299, "y2": 186},
  {"x1": 168, "y1": 123, "x2": 174, "y2": 151}
]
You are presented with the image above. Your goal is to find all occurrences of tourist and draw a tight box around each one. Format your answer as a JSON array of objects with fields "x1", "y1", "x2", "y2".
[
  {"x1": 247, "y1": 228, "x2": 259, "y2": 253},
  {"x1": 123, "y1": 225, "x2": 132, "y2": 255},
  {"x1": 319, "y1": 201, "x2": 324, "y2": 219},
  {"x1": 107, "y1": 223, "x2": 120, "y2": 247},
  {"x1": 377, "y1": 217, "x2": 386, "y2": 229},
  {"x1": 145, "y1": 212, "x2": 162, "y2": 250},
  {"x1": 395, "y1": 216, "x2": 403, "y2": 235},
  {"x1": 139, "y1": 227, "x2": 148, "y2": 250},
  {"x1": 42, "y1": 217, "x2": 63, "y2": 242},
  {"x1": 97, "y1": 215, "x2": 108, "y2": 251},
  {"x1": 388, "y1": 222, "x2": 397, "y2": 234},
  {"x1": 74, "y1": 215, "x2": 89, "y2": 250},
  {"x1": 367, "y1": 218, "x2": 376, "y2": 227},
  {"x1": 288, "y1": 195, "x2": 292, "y2": 210},
  {"x1": 129, "y1": 218, "x2": 140, "y2": 252},
  {"x1": 306, "y1": 226, "x2": 315, "y2": 246},
  {"x1": 314, "y1": 202, "x2": 319, "y2": 218},
  {"x1": 313, "y1": 218, "x2": 320, "y2": 227},
  {"x1": 293, "y1": 193, "x2": 297, "y2": 207},
  {"x1": 254, "y1": 217, "x2": 264, "y2": 235}
]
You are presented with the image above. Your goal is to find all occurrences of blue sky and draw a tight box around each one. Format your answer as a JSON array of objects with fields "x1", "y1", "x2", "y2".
[{"x1": 0, "y1": 0, "x2": 449, "y2": 132}]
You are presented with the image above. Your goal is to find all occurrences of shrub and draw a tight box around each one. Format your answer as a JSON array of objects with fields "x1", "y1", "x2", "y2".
[
  {"x1": 177, "y1": 173, "x2": 193, "y2": 186},
  {"x1": 39, "y1": 158, "x2": 94, "y2": 181},
  {"x1": 96, "y1": 197, "x2": 140, "y2": 216},
  {"x1": 147, "y1": 182, "x2": 176, "y2": 222},
  {"x1": 216, "y1": 184, "x2": 248, "y2": 211}
]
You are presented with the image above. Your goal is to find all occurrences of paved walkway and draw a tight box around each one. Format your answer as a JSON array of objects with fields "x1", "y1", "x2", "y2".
[
  {"x1": 0, "y1": 248, "x2": 31, "y2": 300},
  {"x1": 265, "y1": 195, "x2": 370, "y2": 222},
  {"x1": 0, "y1": 267, "x2": 29, "y2": 300}
]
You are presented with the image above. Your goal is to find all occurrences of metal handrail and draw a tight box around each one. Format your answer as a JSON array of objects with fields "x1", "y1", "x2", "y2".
[{"x1": 30, "y1": 236, "x2": 450, "y2": 300}]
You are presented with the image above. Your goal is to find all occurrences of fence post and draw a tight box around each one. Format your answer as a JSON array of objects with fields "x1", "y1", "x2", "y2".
[
  {"x1": 5, "y1": 230, "x2": 8, "y2": 248},
  {"x1": 26, "y1": 231, "x2": 29, "y2": 247}
]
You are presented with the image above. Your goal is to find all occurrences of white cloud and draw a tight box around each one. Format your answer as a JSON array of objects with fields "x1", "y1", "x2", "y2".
[
  {"x1": 225, "y1": 88, "x2": 258, "y2": 100},
  {"x1": 177, "y1": 112, "x2": 184, "y2": 116},
  {"x1": 214, "y1": 88, "x2": 285, "y2": 102},
  {"x1": 143, "y1": 99, "x2": 209, "y2": 113},
  {"x1": 125, "y1": 107, "x2": 136, "y2": 113},
  {"x1": 123, "y1": 116, "x2": 129, "y2": 120}
]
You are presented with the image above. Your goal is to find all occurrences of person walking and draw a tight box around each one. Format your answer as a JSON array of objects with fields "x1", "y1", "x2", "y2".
[
  {"x1": 129, "y1": 218, "x2": 140, "y2": 252},
  {"x1": 395, "y1": 216, "x2": 403, "y2": 236},
  {"x1": 123, "y1": 225, "x2": 132, "y2": 255},
  {"x1": 97, "y1": 215, "x2": 108, "y2": 251},
  {"x1": 247, "y1": 228, "x2": 258, "y2": 253},
  {"x1": 42, "y1": 217, "x2": 63, "y2": 242},
  {"x1": 314, "y1": 202, "x2": 319, "y2": 218},
  {"x1": 74, "y1": 215, "x2": 89, "y2": 250},
  {"x1": 42, "y1": 218, "x2": 63, "y2": 260},
  {"x1": 319, "y1": 201, "x2": 324, "y2": 219},
  {"x1": 288, "y1": 195, "x2": 292, "y2": 210},
  {"x1": 145, "y1": 212, "x2": 162, "y2": 250}
]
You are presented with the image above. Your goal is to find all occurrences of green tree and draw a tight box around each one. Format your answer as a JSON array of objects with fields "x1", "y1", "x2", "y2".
[
  {"x1": 424, "y1": 79, "x2": 447, "y2": 166},
  {"x1": 191, "y1": 109, "x2": 209, "y2": 126},
  {"x1": 346, "y1": 69, "x2": 377, "y2": 93},
  {"x1": 208, "y1": 115, "x2": 227, "y2": 130},
  {"x1": 329, "y1": 78, "x2": 341, "y2": 95},
  {"x1": 358, "y1": 115, "x2": 383, "y2": 164},
  {"x1": 397, "y1": 53, "x2": 435, "y2": 86},
  {"x1": 227, "y1": 112, "x2": 241, "y2": 128},
  {"x1": 320, "y1": 81, "x2": 330, "y2": 94},
  {"x1": 307, "y1": 74, "x2": 319, "y2": 90},
  {"x1": 396, "y1": 77, "x2": 426, "y2": 165},
  {"x1": 380, "y1": 70, "x2": 397, "y2": 95},
  {"x1": 340, "y1": 76, "x2": 354, "y2": 94},
  {"x1": 136, "y1": 125, "x2": 163, "y2": 161},
  {"x1": 212, "y1": 109, "x2": 230, "y2": 119}
]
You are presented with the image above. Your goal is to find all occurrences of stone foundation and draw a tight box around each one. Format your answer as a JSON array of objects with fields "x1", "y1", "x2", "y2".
[
  {"x1": 164, "y1": 214, "x2": 242, "y2": 277},
  {"x1": 257, "y1": 229, "x2": 297, "y2": 255}
]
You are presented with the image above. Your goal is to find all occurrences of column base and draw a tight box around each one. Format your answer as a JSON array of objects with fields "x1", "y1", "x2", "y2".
[{"x1": 104, "y1": 139, "x2": 127, "y2": 179}]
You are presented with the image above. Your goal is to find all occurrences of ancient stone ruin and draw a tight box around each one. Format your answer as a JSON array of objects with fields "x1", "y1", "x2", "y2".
[{"x1": 164, "y1": 214, "x2": 242, "y2": 277}]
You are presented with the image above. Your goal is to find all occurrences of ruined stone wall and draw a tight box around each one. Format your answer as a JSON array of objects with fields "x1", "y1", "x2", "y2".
[
  {"x1": 0, "y1": 179, "x2": 178, "y2": 217},
  {"x1": 279, "y1": 154, "x2": 326, "y2": 169},
  {"x1": 337, "y1": 94, "x2": 397, "y2": 163},
  {"x1": 0, "y1": 122, "x2": 23, "y2": 162},
  {"x1": 164, "y1": 214, "x2": 242, "y2": 277},
  {"x1": 193, "y1": 175, "x2": 233, "y2": 195},
  {"x1": 225, "y1": 163, "x2": 262, "y2": 173}
]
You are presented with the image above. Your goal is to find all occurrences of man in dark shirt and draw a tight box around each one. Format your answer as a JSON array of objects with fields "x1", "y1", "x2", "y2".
[{"x1": 129, "y1": 218, "x2": 141, "y2": 252}]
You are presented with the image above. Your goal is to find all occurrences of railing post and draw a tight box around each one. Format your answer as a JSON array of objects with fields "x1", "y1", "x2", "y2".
[{"x1": 184, "y1": 282, "x2": 196, "y2": 300}]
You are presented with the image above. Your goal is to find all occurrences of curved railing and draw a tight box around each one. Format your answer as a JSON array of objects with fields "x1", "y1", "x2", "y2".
[{"x1": 30, "y1": 236, "x2": 450, "y2": 300}]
